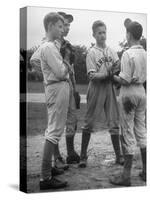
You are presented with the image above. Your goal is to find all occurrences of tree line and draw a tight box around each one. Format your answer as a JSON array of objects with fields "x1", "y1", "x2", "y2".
[{"x1": 20, "y1": 37, "x2": 146, "y2": 84}]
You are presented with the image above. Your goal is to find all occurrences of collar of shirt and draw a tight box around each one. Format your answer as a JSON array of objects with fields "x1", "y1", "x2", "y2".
[
  {"x1": 54, "y1": 40, "x2": 61, "y2": 51},
  {"x1": 130, "y1": 45, "x2": 143, "y2": 49},
  {"x1": 94, "y1": 44, "x2": 108, "y2": 52}
]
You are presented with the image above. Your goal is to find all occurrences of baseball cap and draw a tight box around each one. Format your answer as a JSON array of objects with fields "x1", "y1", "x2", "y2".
[
  {"x1": 124, "y1": 18, "x2": 143, "y2": 40},
  {"x1": 58, "y1": 12, "x2": 73, "y2": 23},
  {"x1": 124, "y1": 18, "x2": 132, "y2": 29}
]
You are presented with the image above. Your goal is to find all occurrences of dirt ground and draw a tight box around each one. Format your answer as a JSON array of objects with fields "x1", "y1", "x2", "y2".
[
  {"x1": 26, "y1": 130, "x2": 146, "y2": 193},
  {"x1": 25, "y1": 83, "x2": 146, "y2": 193}
]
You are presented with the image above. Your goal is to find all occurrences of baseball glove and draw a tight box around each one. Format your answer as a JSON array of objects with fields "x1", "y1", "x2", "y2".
[{"x1": 60, "y1": 40, "x2": 75, "y2": 65}]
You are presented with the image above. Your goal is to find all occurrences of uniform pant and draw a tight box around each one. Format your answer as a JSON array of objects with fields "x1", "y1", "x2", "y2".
[
  {"x1": 83, "y1": 81, "x2": 119, "y2": 134},
  {"x1": 118, "y1": 85, "x2": 146, "y2": 155},
  {"x1": 44, "y1": 81, "x2": 70, "y2": 144},
  {"x1": 65, "y1": 85, "x2": 77, "y2": 136}
]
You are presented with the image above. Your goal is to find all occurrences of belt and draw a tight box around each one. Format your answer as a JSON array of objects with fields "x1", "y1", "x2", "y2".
[{"x1": 44, "y1": 79, "x2": 69, "y2": 87}]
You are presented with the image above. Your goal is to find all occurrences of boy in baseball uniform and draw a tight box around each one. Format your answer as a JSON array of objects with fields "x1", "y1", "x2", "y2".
[
  {"x1": 38, "y1": 12, "x2": 71, "y2": 190},
  {"x1": 110, "y1": 21, "x2": 146, "y2": 186},
  {"x1": 78, "y1": 20, "x2": 124, "y2": 168},
  {"x1": 30, "y1": 12, "x2": 80, "y2": 170},
  {"x1": 54, "y1": 12, "x2": 80, "y2": 166}
]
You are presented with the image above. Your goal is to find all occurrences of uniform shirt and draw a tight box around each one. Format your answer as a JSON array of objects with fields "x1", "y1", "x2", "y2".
[
  {"x1": 30, "y1": 39, "x2": 61, "y2": 72},
  {"x1": 32, "y1": 40, "x2": 69, "y2": 84},
  {"x1": 86, "y1": 45, "x2": 119, "y2": 74},
  {"x1": 119, "y1": 45, "x2": 146, "y2": 84},
  {"x1": 84, "y1": 44, "x2": 120, "y2": 130}
]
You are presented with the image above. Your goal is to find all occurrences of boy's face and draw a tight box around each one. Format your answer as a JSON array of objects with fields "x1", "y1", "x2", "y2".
[
  {"x1": 93, "y1": 26, "x2": 106, "y2": 45},
  {"x1": 49, "y1": 20, "x2": 64, "y2": 40},
  {"x1": 63, "y1": 18, "x2": 70, "y2": 37}
]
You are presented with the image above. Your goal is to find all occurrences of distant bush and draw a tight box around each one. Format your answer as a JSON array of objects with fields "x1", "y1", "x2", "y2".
[
  {"x1": 27, "y1": 71, "x2": 43, "y2": 82},
  {"x1": 73, "y1": 45, "x2": 88, "y2": 84}
]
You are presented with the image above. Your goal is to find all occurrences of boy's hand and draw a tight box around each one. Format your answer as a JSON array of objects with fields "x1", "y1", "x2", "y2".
[
  {"x1": 131, "y1": 77, "x2": 139, "y2": 83},
  {"x1": 89, "y1": 71, "x2": 96, "y2": 80},
  {"x1": 64, "y1": 48, "x2": 72, "y2": 62},
  {"x1": 110, "y1": 61, "x2": 120, "y2": 76},
  {"x1": 63, "y1": 59, "x2": 72, "y2": 74},
  {"x1": 113, "y1": 75, "x2": 120, "y2": 83}
]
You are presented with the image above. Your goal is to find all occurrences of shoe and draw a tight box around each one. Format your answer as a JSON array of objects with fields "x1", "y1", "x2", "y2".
[
  {"x1": 55, "y1": 157, "x2": 69, "y2": 170},
  {"x1": 66, "y1": 152, "x2": 80, "y2": 164},
  {"x1": 40, "y1": 177, "x2": 68, "y2": 190},
  {"x1": 109, "y1": 174, "x2": 131, "y2": 186},
  {"x1": 78, "y1": 157, "x2": 87, "y2": 168},
  {"x1": 139, "y1": 171, "x2": 146, "y2": 182},
  {"x1": 116, "y1": 155, "x2": 125, "y2": 166},
  {"x1": 51, "y1": 167, "x2": 64, "y2": 176}
]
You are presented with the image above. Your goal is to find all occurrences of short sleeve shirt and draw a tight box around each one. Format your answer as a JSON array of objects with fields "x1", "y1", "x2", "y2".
[
  {"x1": 40, "y1": 41, "x2": 69, "y2": 84},
  {"x1": 86, "y1": 45, "x2": 119, "y2": 74},
  {"x1": 119, "y1": 45, "x2": 146, "y2": 83}
]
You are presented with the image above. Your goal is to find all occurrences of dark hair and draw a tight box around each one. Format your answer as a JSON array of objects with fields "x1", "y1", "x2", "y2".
[
  {"x1": 43, "y1": 12, "x2": 64, "y2": 32},
  {"x1": 58, "y1": 12, "x2": 73, "y2": 23},
  {"x1": 127, "y1": 21, "x2": 143, "y2": 40},
  {"x1": 92, "y1": 20, "x2": 106, "y2": 33}
]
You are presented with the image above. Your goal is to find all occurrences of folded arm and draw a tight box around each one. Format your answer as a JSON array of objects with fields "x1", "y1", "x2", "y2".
[{"x1": 42, "y1": 45, "x2": 69, "y2": 80}]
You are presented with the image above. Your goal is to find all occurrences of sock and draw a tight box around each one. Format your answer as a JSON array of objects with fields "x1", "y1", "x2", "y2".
[
  {"x1": 110, "y1": 134, "x2": 121, "y2": 159},
  {"x1": 123, "y1": 154, "x2": 133, "y2": 179},
  {"x1": 66, "y1": 135, "x2": 75, "y2": 156},
  {"x1": 54, "y1": 143, "x2": 62, "y2": 160},
  {"x1": 140, "y1": 147, "x2": 146, "y2": 174},
  {"x1": 41, "y1": 140, "x2": 55, "y2": 180},
  {"x1": 80, "y1": 129, "x2": 91, "y2": 159}
]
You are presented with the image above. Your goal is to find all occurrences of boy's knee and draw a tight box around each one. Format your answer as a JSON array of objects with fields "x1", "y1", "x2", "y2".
[
  {"x1": 137, "y1": 140, "x2": 146, "y2": 149},
  {"x1": 45, "y1": 130, "x2": 61, "y2": 145},
  {"x1": 135, "y1": 130, "x2": 146, "y2": 149},
  {"x1": 82, "y1": 127, "x2": 92, "y2": 134},
  {"x1": 65, "y1": 125, "x2": 76, "y2": 136},
  {"x1": 109, "y1": 126, "x2": 119, "y2": 135}
]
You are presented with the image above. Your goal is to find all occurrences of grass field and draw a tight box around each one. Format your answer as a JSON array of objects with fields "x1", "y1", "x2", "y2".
[
  {"x1": 27, "y1": 81, "x2": 88, "y2": 94},
  {"x1": 27, "y1": 102, "x2": 86, "y2": 136}
]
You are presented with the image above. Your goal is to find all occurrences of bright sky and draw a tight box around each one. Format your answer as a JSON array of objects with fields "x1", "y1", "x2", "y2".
[{"x1": 21, "y1": 6, "x2": 147, "y2": 51}]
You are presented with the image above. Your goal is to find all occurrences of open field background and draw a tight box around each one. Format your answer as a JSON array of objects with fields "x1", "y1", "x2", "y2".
[{"x1": 21, "y1": 81, "x2": 146, "y2": 193}]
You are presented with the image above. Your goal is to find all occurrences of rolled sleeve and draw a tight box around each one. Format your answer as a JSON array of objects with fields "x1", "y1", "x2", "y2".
[
  {"x1": 86, "y1": 51, "x2": 97, "y2": 74},
  {"x1": 30, "y1": 47, "x2": 42, "y2": 72},
  {"x1": 119, "y1": 71, "x2": 131, "y2": 83}
]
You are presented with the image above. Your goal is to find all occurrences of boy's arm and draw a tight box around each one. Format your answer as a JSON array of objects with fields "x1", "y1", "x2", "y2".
[
  {"x1": 113, "y1": 75, "x2": 130, "y2": 85},
  {"x1": 30, "y1": 48, "x2": 42, "y2": 73},
  {"x1": 113, "y1": 51, "x2": 136, "y2": 85},
  {"x1": 89, "y1": 71, "x2": 108, "y2": 81},
  {"x1": 86, "y1": 51, "x2": 108, "y2": 81},
  {"x1": 109, "y1": 49, "x2": 121, "y2": 76},
  {"x1": 118, "y1": 51, "x2": 133, "y2": 83},
  {"x1": 41, "y1": 45, "x2": 69, "y2": 80},
  {"x1": 110, "y1": 60, "x2": 120, "y2": 75}
]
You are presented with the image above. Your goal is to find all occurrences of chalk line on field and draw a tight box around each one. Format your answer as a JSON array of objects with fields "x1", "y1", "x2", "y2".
[{"x1": 24, "y1": 93, "x2": 87, "y2": 103}]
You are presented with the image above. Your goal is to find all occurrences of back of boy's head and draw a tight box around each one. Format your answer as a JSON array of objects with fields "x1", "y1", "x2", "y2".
[
  {"x1": 92, "y1": 20, "x2": 106, "y2": 34},
  {"x1": 58, "y1": 12, "x2": 74, "y2": 23},
  {"x1": 126, "y1": 21, "x2": 143, "y2": 40},
  {"x1": 43, "y1": 12, "x2": 64, "y2": 32}
]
